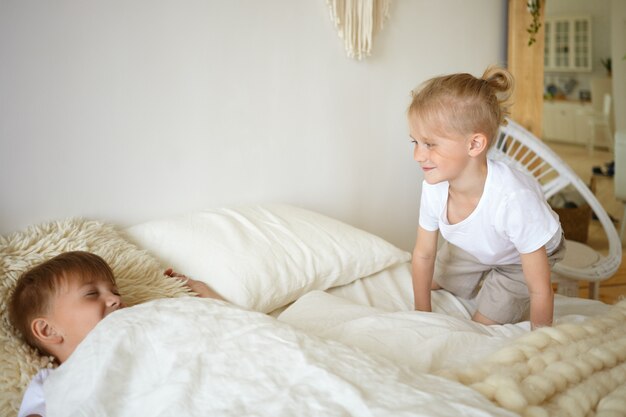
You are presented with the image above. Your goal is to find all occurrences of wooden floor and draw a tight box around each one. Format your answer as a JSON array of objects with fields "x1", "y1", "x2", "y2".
[{"x1": 546, "y1": 142, "x2": 626, "y2": 304}]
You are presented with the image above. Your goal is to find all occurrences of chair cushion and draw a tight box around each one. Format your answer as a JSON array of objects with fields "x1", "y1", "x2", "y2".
[{"x1": 558, "y1": 240, "x2": 601, "y2": 270}]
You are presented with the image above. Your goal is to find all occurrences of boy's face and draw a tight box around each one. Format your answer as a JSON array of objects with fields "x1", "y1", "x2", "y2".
[
  {"x1": 409, "y1": 115, "x2": 472, "y2": 185},
  {"x1": 46, "y1": 274, "x2": 124, "y2": 358}
]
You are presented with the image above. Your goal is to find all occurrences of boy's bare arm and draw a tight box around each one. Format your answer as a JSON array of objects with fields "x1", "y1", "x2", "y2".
[
  {"x1": 412, "y1": 227, "x2": 439, "y2": 312},
  {"x1": 520, "y1": 247, "x2": 554, "y2": 330}
]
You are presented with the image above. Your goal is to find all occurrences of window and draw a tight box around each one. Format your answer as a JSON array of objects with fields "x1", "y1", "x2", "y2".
[{"x1": 545, "y1": 16, "x2": 592, "y2": 72}]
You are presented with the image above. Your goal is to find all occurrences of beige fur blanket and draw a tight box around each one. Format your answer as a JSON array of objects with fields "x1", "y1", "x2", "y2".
[{"x1": 438, "y1": 300, "x2": 626, "y2": 417}]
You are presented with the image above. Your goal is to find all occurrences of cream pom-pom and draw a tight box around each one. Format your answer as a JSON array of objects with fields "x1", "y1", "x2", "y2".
[
  {"x1": 556, "y1": 393, "x2": 586, "y2": 417},
  {"x1": 484, "y1": 373, "x2": 519, "y2": 389},
  {"x1": 520, "y1": 378, "x2": 549, "y2": 405},
  {"x1": 608, "y1": 340, "x2": 626, "y2": 361},
  {"x1": 582, "y1": 380, "x2": 602, "y2": 406},
  {"x1": 545, "y1": 361, "x2": 581, "y2": 384},
  {"x1": 540, "y1": 327, "x2": 571, "y2": 344},
  {"x1": 607, "y1": 363, "x2": 626, "y2": 383},
  {"x1": 607, "y1": 325, "x2": 625, "y2": 339},
  {"x1": 597, "y1": 397, "x2": 626, "y2": 411},
  {"x1": 542, "y1": 349, "x2": 562, "y2": 364},
  {"x1": 570, "y1": 359, "x2": 594, "y2": 379},
  {"x1": 565, "y1": 385, "x2": 593, "y2": 412},
  {"x1": 470, "y1": 382, "x2": 496, "y2": 400},
  {"x1": 590, "y1": 370, "x2": 615, "y2": 396},
  {"x1": 597, "y1": 382, "x2": 626, "y2": 413},
  {"x1": 528, "y1": 356, "x2": 547, "y2": 374},
  {"x1": 494, "y1": 385, "x2": 528, "y2": 412},
  {"x1": 582, "y1": 322, "x2": 602, "y2": 336},
  {"x1": 522, "y1": 405, "x2": 550, "y2": 417},
  {"x1": 558, "y1": 323, "x2": 590, "y2": 340},
  {"x1": 517, "y1": 344, "x2": 540, "y2": 360},
  {"x1": 456, "y1": 366, "x2": 488, "y2": 384},
  {"x1": 542, "y1": 370, "x2": 569, "y2": 392},
  {"x1": 584, "y1": 352, "x2": 606, "y2": 371},
  {"x1": 518, "y1": 331, "x2": 552, "y2": 350},
  {"x1": 497, "y1": 362, "x2": 529, "y2": 381},
  {"x1": 595, "y1": 411, "x2": 626, "y2": 417},
  {"x1": 523, "y1": 374, "x2": 556, "y2": 401},
  {"x1": 596, "y1": 316, "x2": 620, "y2": 332},
  {"x1": 561, "y1": 343, "x2": 581, "y2": 359},
  {"x1": 574, "y1": 339, "x2": 594, "y2": 355},
  {"x1": 490, "y1": 346, "x2": 528, "y2": 365},
  {"x1": 589, "y1": 346, "x2": 618, "y2": 368}
]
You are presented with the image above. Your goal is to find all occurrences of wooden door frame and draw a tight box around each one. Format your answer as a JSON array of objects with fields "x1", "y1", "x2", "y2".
[{"x1": 507, "y1": 0, "x2": 546, "y2": 138}]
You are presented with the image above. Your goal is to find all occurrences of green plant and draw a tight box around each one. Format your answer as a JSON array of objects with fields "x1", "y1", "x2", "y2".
[{"x1": 527, "y1": 0, "x2": 542, "y2": 46}]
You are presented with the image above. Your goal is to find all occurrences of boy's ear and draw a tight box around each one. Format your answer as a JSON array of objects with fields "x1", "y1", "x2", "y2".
[
  {"x1": 467, "y1": 133, "x2": 488, "y2": 156},
  {"x1": 31, "y1": 318, "x2": 63, "y2": 346}
]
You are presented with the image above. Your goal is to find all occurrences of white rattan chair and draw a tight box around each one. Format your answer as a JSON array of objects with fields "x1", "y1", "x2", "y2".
[{"x1": 489, "y1": 119, "x2": 622, "y2": 299}]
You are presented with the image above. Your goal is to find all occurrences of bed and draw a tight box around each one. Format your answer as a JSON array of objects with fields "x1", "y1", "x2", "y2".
[{"x1": 1, "y1": 204, "x2": 625, "y2": 417}]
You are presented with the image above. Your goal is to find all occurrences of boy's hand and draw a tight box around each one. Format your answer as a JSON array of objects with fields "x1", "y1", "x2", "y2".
[
  {"x1": 163, "y1": 269, "x2": 224, "y2": 301},
  {"x1": 520, "y1": 248, "x2": 554, "y2": 330},
  {"x1": 164, "y1": 268, "x2": 186, "y2": 280}
]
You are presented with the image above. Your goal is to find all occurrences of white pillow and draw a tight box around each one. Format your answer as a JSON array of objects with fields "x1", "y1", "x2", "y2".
[{"x1": 124, "y1": 204, "x2": 410, "y2": 313}]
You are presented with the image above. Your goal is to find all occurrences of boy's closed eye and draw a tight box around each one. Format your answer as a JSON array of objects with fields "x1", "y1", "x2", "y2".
[
  {"x1": 82, "y1": 284, "x2": 120, "y2": 297},
  {"x1": 84, "y1": 288, "x2": 99, "y2": 297}
]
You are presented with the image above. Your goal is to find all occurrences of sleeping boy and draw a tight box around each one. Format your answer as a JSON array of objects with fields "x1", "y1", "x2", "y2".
[{"x1": 8, "y1": 250, "x2": 223, "y2": 417}]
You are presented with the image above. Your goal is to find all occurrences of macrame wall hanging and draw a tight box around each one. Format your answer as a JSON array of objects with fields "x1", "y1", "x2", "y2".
[{"x1": 326, "y1": 0, "x2": 392, "y2": 60}]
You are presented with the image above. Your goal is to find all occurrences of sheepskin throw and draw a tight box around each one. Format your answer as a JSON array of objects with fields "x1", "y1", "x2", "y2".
[
  {"x1": 0, "y1": 219, "x2": 191, "y2": 416},
  {"x1": 326, "y1": 0, "x2": 391, "y2": 60},
  {"x1": 439, "y1": 300, "x2": 626, "y2": 417}
]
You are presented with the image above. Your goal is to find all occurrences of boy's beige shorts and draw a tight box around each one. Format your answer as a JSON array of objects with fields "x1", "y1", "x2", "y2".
[{"x1": 433, "y1": 230, "x2": 565, "y2": 324}]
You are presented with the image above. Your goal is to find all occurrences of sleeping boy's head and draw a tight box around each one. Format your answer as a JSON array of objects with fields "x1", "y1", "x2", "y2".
[{"x1": 8, "y1": 251, "x2": 124, "y2": 363}]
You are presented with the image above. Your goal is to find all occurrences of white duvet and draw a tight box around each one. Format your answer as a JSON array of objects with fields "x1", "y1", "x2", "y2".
[
  {"x1": 44, "y1": 298, "x2": 515, "y2": 417},
  {"x1": 278, "y1": 289, "x2": 610, "y2": 375},
  {"x1": 278, "y1": 290, "x2": 528, "y2": 373},
  {"x1": 276, "y1": 262, "x2": 610, "y2": 375}
]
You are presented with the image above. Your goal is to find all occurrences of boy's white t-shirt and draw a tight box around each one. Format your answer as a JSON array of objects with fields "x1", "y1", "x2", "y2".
[
  {"x1": 419, "y1": 158, "x2": 561, "y2": 265},
  {"x1": 18, "y1": 368, "x2": 50, "y2": 417}
]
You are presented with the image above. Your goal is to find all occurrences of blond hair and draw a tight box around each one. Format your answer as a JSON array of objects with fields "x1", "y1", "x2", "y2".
[
  {"x1": 408, "y1": 66, "x2": 514, "y2": 143},
  {"x1": 8, "y1": 251, "x2": 116, "y2": 355}
]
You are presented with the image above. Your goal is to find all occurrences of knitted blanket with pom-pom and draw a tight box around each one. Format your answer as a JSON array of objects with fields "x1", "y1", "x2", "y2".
[{"x1": 438, "y1": 300, "x2": 626, "y2": 417}]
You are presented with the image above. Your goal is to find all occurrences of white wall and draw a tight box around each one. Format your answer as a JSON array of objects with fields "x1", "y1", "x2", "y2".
[{"x1": 0, "y1": 0, "x2": 507, "y2": 251}]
